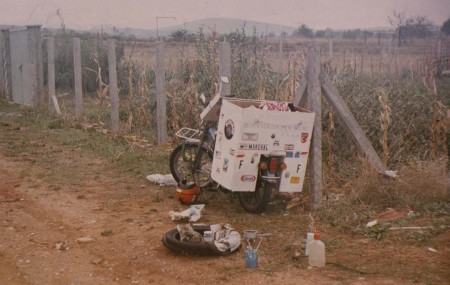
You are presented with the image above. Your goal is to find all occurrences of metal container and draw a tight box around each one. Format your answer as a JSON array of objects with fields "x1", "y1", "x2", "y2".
[
  {"x1": 243, "y1": 230, "x2": 257, "y2": 240},
  {"x1": 244, "y1": 249, "x2": 258, "y2": 268}
]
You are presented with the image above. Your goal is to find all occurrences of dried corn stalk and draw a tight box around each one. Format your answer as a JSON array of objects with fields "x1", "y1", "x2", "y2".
[
  {"x1": 425, "y1": 69, "x2": 448, "y2": 158},
  {"x1": 326, "y1": 106, "x2": 336, "y2": 176},
  {"x1": 87, "y1": 47, "x2": 109, "y2": 107},
  {"x1": 377, "y1": 87, "x2": 391, "y2": 165}
]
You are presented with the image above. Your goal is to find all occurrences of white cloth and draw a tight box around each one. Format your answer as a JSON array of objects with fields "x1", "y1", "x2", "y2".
[
  {"x1": 169, "y1": 204, "x2": 205, "y2": 222},
  {"x1": 211, "y1": 223, "x2": 242, "y2": 252},
  {"x1": 146, "y1": 174, "x2": 177, "y2": 186}
]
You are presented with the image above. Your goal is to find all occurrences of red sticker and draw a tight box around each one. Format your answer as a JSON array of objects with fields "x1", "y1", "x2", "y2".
[{"x1": 301, "y1": 132, "x2": 309, "y2": 143}]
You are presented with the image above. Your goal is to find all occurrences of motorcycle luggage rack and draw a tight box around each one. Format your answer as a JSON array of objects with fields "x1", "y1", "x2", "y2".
[{"x1": 175, "y1": 128, "x2": 201, "y2": 143}]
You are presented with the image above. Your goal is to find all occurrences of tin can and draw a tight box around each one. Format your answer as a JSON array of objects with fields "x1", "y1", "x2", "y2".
[
  {"x1": 244, "y1": 249, "x2": 258, "y2": 268},
  {"x1": 203, "y1": 231, "x2": 214, "y2": 242}
]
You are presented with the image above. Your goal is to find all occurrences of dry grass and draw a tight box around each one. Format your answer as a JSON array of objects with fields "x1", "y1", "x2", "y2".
[
  {"x1": 316, "y1": 156, "x2": 449, "y2": 247},
  {"x1": 344, "y1": 158, "x2": 448, "y2": 210}
]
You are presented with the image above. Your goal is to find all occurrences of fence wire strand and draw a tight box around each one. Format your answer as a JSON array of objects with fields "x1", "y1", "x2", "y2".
[{"x1": 48, "y1": 34, "x2": 449, "y2": 181}]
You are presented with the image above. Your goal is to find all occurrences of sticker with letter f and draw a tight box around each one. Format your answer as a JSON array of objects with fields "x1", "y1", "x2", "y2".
[
  {"x1": 239, "y1": 160, "x2": 244, "y2": 169},
  {"x1": 297, "y1": 164, "x2": 301, "y2": 173}
]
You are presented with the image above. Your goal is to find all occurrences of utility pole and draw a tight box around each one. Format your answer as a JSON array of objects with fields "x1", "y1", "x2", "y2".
[{"x1": 156, "y1": 16, "x2": 176, "y2": 40}]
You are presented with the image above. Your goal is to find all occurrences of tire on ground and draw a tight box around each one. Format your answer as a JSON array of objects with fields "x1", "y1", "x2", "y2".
[{"x1": 161, "y1": 225, "x2": 238, "y2": 256}]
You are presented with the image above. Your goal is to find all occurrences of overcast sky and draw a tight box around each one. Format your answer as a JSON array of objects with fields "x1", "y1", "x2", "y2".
[{"x1": 1, "y1": 0, "x2": 449, "y2": 31}]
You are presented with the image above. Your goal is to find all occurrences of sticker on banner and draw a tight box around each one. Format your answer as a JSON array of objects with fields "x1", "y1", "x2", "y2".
[
  {"x1": 242, "y1": 133, "x2": 258, "y2": 141},
  {"x1": 241, "y1": 175, "x2": 256, "y2": 182},
  {"x1": 224, "y1": 119, "x2": 235, "y2": 140},
  {"x1": 301, "y1": 132, "x2": 309, "y2": 143},
  {"x1": 284, "y1": 144, "x2": 294, "y2": 150},
  {"x1": 239, "y1": 144, "x2": 268, "y2": 150},
  {"x1": 290, "y1": 176, "x2": 300, "y2": 184},
  {"x1": 223, "y1": 158, "x2": 229, "y2": 172}
]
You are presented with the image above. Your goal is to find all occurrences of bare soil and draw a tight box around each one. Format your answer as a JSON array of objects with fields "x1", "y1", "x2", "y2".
[{"x1": 0, "y1": 107, "x2": 449, "y2": 285}]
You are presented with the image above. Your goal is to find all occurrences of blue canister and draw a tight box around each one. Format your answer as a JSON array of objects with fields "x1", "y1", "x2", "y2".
[{"x1": 244, "y1": 249, "x2": 258, "y2": 268}]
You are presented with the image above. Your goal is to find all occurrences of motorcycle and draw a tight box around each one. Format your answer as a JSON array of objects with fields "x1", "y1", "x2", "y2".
[{"x1": 169, "y1": 77, "x2": 314, "y2": 213}]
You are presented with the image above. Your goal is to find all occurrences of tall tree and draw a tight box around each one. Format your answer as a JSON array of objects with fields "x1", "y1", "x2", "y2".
[
  {"x1": 442, "y1": 18, "x2": 450, "y2": 35},
  {"x1": 389, "y1": 11, "x2": 434, "y2": 46},
  {"x1": 388, "y1": 10, "x2": 407, "y2": 47},
  {"x1": 403, "y1": 16, "x2": 433, "y2": 39},
  {"x1": 293, "y1": 24, "x2": 314, "y2": 38}
]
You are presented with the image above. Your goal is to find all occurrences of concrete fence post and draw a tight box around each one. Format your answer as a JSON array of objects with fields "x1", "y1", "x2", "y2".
[
  {"x1": 156, "y1": 41, "x2": 167, "y2": 145},
  {"x1": 278, "y1": 38, "x2": 283, "y2": 73},
  {"x1": 47, "y1": 37, "x2": 59, "y2": 114},
  {"x1": 218, "y1": 41, "x2": 231, "y2": 97},
  {"x1": 26, "y1": 25, "x2": 44, "y2": 107},
  {"x1": 108, "y1": 39, "x2": 120, "y2": 135},
  {"x1": 328, "y1": 39, "x2": 333, "y2": 60},
  {"x1": 307, "y1": 45, "x2": 323, "y2": 209},
  {"x1": 73, "y1": 38, "x2": 83, "y2": 120},
  {"x1": 0, "y1": 31, "x2": 6, "y2": 99},
  {"x1": 3, "y1": 29, "x2": 11, "y2": 100}
]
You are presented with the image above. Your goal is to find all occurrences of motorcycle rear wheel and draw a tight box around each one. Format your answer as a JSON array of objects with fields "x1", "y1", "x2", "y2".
[
  {"x1": 237, "y1": 179, "x2": 273, "y2": 214},
  {"x1": 169, "y1": 143, "x2": 213, "y2": 189}
]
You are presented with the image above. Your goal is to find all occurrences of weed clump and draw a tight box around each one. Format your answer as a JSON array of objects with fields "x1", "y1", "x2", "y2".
[{"x1": 318, "y1": 157, "x2": 449, "y2": 241}]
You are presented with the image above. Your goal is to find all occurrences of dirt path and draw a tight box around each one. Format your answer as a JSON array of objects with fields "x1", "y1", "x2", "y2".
[{"x1": 0, "y1": 111, "x2": 448, "y2": 285}]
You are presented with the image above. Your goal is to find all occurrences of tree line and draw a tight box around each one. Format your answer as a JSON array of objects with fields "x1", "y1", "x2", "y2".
[{"x1": 167, "y1": 12, "x2": 450, "y2": 45}]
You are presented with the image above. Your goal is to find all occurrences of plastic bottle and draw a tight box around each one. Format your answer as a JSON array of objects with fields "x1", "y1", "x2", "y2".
[
  {"x1": 305, "y1": 232, "x2": 314, "y2": 256},
  {"x1": 308, "y1": 233, "x2": 325, "y2": 267}
]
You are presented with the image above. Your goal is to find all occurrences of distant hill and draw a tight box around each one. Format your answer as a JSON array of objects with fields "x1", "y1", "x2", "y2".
[
  {"x1": 102, "y1": 17, "x2": 297, "y2": 39},
  {"x1": 80, "y1": 18, "x2": 400, "y2": 40},
  {"x1": 160, "y1": 17, "x2": 297, "y2": 36}
]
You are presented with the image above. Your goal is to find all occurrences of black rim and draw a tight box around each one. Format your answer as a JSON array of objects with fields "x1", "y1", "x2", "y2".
[
  {"x1": 237, "y1": 179, "x2": 272, "y2": 213},
  {"x1": 171, "y1": 144, "x2": 212, "y2": 188},
  {"x1": 240, "y1": 182, "x2": 265, "y2": 207}
]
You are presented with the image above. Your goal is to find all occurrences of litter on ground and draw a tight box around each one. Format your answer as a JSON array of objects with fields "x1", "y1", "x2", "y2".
[
  {"x1": 169, "y1": 204, "x2": 205, "y2": 222},
  {"x1": 146, "y1": 174, "x2": 177, "y2": 186}
]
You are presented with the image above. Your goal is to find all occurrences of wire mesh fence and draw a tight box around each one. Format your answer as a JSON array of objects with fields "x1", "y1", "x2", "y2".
[{"x1": 47, "y1": 31, "x2": 449, "y2": 180}]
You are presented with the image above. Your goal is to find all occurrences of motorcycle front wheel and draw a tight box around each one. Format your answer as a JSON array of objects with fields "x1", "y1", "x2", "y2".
[
  {"x1": 169, "y1": 143, "x2": 213, "y2": 189},
  {"x1": 237, "y1": 179, "x2": 273, "y2": 214}
]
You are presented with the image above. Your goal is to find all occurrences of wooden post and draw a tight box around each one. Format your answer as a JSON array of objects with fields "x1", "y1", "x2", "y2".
[
  {"x1": 292, "y1": 76, "x2": 307, "y2": 107},
  {"x1": 218, "y1": 41, "x2": 231, "y2": 96},
  {"x1": 108, "y1": 39, "x2": 119, "y2": 135},
  {"x1": 0, "y1": 31, "x2": 4, "y2": 99},
  {"x1": 47, "y1": 37, "x2": 60, "y2": 114},
  {"x1": 386, "y1": 36, "x2": 393, "y2": 78},
  {"x1": 278, "y1": 38, "x2": 283, "y2": 73},
  {"x1": 320, "y1": 74, "x2": 385, "y2": 173},
  {"x1": 156, "y1": 41, "x2": 167, "y2": 145},
  {"x1": 73, "y1": 38, "x2": 83, "y2": 120},
  {"x1": 436, "y1": 35, "x2": 442, "y2": 77},
  {"x1": 328, "y1": 39, "x2": 333, "y2": 60},
  {"x1": 307, "y1": 45, "x2": 322, "y2": 209}
]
